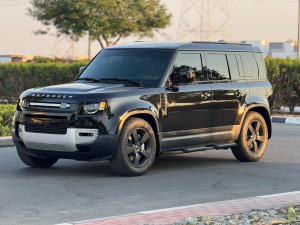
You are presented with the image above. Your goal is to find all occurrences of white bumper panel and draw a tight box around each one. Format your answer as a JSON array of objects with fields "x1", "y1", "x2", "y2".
[{"x1": 18, "y1": 124, "x2": 98, "y2": 152}]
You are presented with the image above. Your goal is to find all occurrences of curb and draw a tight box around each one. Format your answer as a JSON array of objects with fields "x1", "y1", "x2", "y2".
[
  {"x1": 0, "y1": 136, "x2": 14, "y2": 148},
  {"x1": 58, "y1": 191, "x2": 300, "y2": 225},
  {"x1": 272, "y1": 116, "x2": 300, "y2": 125}
]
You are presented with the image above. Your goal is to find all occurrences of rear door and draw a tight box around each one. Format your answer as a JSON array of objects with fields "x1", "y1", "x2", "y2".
[
  {"x1": 205, "y1": 52, "x2": 249, "y2": 143},
  {"x1": 240, "y1": 52, "x2": 270, "y2": 105}
]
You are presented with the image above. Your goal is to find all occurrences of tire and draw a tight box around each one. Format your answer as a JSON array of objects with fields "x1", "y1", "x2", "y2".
[
  {"x1": 232, "y1": 111, "x2": 268, "y2": 162},
  {"x1": 109, "y1": 117, "x2": 156, "y2": 176},
  {"x1": 17, "y1": 149, "x2": 59, "y2": 168}
]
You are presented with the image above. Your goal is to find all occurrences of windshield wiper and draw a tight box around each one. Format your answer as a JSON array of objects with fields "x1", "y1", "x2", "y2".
[
  {"x1": 75, "y1": 77, "x2": 143, "y2": 87},
  {"x1": 75, "y1": 77, "x2": 103, "y2": 83},
  {"x1": 99, "y1": 78, "x2": 143, "y2": 87}
]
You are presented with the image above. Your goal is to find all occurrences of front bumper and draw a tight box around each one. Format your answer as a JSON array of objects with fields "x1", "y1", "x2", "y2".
[
  {"x1": 12, "y1": 99, "x2": 118, "y2": 160},
  {"x1": 13, "y1": 130, "x2": 117, "y2": 161},
  {"x1": 18, "y1": 124, "x2": 99, "y2": 152}
]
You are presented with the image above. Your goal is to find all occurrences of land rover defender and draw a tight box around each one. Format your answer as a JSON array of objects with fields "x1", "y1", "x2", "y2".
[{"x1": 12, "y1": 41, "x2": 272, "y2": 176}]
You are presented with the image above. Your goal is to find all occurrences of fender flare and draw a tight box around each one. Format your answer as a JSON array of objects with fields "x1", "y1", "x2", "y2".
[
  {"x1": 239, "y1": 103, "x2": 272, "y2": 139},
  {"x1": 116, "y1": 108, "x2": 160, "y2": 136}
]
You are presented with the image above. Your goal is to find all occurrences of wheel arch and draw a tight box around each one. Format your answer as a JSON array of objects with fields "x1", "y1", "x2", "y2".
[
  {"x1": 242, "y1": 105, "x2": 272, "y2": 139},
  {"x1": 117, "y1": 110, "x2": 161, "y2": 157}
]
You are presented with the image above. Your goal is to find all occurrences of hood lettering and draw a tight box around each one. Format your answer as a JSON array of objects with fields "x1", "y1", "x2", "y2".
[{"x1": 31, "y1": 94, "x2": 73, "y2": 99}]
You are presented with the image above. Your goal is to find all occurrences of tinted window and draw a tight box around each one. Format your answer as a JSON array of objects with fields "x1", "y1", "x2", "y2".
[
  {"x1": 227, "y1": 54, "x2": 240, "y2": 80},
  {"x1": 78, "y1": 49, "x2": 173, "y2": 87},
  {"x1": 254, "y1": 53, "x2": 267, "y2": 79},
  {"x1": 170, "y1": 53, "x2": 205, "y2": 84},
  {"x1": 240, "y1": 52, "x2": 259, "y2": 79},
  {"x1": 206, "y1": 53, "x2": 230, "y2": 80}
]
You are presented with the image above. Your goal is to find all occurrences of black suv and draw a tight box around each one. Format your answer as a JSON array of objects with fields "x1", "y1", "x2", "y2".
[{"x1": 12, "y1": 42, "x2": 272, "y2": 176}]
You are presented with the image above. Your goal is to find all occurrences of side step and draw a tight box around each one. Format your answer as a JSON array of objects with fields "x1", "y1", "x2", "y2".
[{"x1": 161, "y1": 143, "x2": 237, "y2": 155}]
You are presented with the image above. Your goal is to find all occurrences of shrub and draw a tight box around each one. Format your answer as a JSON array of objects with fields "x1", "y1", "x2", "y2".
[
  {"x1": 0, "y1": 104, "x2": 16, "y2": 136},
  {"x1": 265, "y1": 57, "x2": 300, "y2": 114},
  {"x1": 0, "y1": 61, "x2": 87, "y2": 103}
]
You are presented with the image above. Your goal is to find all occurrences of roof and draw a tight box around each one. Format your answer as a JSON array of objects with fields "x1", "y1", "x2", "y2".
[{"x1": 106, "y1": 41, "x2": 262, "y2": 52}]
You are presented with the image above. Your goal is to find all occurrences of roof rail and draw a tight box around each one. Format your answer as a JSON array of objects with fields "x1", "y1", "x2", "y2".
[{"x1": 191, "y1": 41, "x2": 252, "y2": 46}]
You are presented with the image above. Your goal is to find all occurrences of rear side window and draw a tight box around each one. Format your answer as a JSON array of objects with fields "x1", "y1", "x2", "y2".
[
  {"x1": 226, "y1": 54, "x2": 240, "y2": 80},
  {"x1": 206, "y1": 53, "x2": 230, "y2": 80},
  {"x1": 170, "y1": 53, "x2": 205, "y2": 84},
  {"x1": 240, "y1": 52, "x2": 259, "y2": 79},
  {"x1": 254, "y1": 53, "x2": 267, "y2": 79}
]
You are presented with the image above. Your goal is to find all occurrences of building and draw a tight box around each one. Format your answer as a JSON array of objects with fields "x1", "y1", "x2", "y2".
[
  {"x1": 0, "y1": 54, "x2": 23, "y2": 63},
  {"x1": 239, "y1": 40, "x2": 298, "y2": 59}
]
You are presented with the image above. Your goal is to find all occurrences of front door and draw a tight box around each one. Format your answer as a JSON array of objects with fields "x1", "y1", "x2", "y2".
[{"x1": 164, "y1": 52, "x2": 213, "y2": 150}]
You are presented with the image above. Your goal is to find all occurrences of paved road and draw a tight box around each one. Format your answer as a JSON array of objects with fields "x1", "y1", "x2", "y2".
[{"x1": 0, "y1": 123, "x2": 299, "y2": 225}]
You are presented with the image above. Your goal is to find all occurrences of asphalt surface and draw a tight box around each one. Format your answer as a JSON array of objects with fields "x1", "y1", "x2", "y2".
[{"x1": 0, "y1": 123, "x2": 299, "y2": 225}]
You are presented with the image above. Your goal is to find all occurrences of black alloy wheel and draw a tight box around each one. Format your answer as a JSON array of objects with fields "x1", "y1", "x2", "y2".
[
  {"x1": 246, "y1": 120, "x2": 265, "y2": 155},
  {"x1": 109, "y1": 117, "x2": 156, "y2": 176},
  {"x1": 232, "y1": 111, "x2": 268, "y2": 162},
  {"x1": 126, "y1": 128, "x2": 152, "y2": 168}
]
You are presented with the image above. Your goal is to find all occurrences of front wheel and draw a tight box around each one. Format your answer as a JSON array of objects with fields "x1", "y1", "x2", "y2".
[
  {"x1": 17, "y1": 149, "x2": 59, "y2": 168},
  {"x1": 232, "y1": 111, "x2": 268, "y2": 162},
  {"x1": 109, "y1": 117, "x2": 156, "y2": 176}
]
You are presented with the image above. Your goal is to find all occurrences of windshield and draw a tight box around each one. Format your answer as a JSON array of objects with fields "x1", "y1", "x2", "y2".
[{"x1": 76, "y1": 49, "x2": 174, "y2": 87}]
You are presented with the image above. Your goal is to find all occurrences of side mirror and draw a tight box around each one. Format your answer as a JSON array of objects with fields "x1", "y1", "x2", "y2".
[
  {"x1": 79, "y1": 66, "x2": 86, "y2": 73},
  {"x1": 177, "y1": 68, "x2": 195, "y2": 83}
]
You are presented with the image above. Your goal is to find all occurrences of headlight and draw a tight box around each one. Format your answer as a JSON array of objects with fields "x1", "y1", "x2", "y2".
[
  {"x1": 18, "y1": 98, "x2": 25, "y2": 110},
  {"x1": 83, "y1": 102, "x2": 106, "y2": 114}
]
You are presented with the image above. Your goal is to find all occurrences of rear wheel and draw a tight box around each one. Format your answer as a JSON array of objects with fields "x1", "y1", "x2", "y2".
[
  {"x1": 109, "y1": 117, "x2": 156, "y2": 176},
  {"x1": 17, "y1": 149, "x2": 59, "y2": 168},
  {"x1": 232, "y1": 111, "x2": 268, "y2": 162}
]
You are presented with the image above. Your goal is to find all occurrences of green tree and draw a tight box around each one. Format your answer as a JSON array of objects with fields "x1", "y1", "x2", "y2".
[{"x1": 29, "y1": 0, "x2": 171, "y2": 48}]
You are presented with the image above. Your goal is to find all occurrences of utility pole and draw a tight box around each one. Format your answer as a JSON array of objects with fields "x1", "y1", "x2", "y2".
[
  {"x1": 88, "y1": 33, "x2": 92, "y2": 60},
  {"x1": 298, "y1": 0, "x2": 300, "y2": 59},
  {"x1": 71, "y1": 42, "x2": 74, "y2": 60},
  {"x1": 176, "y1": 0, "x2": 232, "y2": 42}
]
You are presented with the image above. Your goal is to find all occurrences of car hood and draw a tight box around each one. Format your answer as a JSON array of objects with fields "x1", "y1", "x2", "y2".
[{"x1": 29, "y1": 82, "x2": 140, "y2": 94}]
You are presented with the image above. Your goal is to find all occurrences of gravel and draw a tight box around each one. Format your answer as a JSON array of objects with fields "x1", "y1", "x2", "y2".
[{"x1": 171, "y1": 205, "x2": 300, "y2": 225}]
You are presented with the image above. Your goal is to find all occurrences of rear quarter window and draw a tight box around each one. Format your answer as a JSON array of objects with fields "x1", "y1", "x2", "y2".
[{"x1": 240, "y1": 52, "x2": 259, "y2": 80}]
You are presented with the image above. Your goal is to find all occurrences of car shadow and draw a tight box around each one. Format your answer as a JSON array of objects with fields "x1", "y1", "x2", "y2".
[{"x1": 12, "y1": 151, "x2": 239, "y2": 178}]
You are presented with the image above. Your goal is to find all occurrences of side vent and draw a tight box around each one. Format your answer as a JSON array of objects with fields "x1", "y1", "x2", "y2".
[{"x1": 160, "y1": 93, "x2": 167, "y2": 116}]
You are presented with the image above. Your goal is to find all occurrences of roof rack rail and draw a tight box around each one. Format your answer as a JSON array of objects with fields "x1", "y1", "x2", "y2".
[{"x1": 191, "y1": 41, "x2": 252, "y2": 46}]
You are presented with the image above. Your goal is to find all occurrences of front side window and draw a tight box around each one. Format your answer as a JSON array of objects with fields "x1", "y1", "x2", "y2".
[
  {"x1": 77, "y1": 49, "x2": 174, "y2": 87},
  {"x1": 170, "y1": 53, "x2": 205, "y2": 85},
  {"x1": 206, "y1": 53, "x2": 230, "y2": 80}
]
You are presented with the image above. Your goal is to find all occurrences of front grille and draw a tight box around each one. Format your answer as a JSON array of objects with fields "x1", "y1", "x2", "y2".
[
  {"x1": 24, "y1": 116, "x2": 68, "y2": 135},
  {"x1": 25, "y1": 124, "x2": 67, "y2": 134},
  {"x1": 28, "y1": 102, "x2": 71, "y2": 109}
]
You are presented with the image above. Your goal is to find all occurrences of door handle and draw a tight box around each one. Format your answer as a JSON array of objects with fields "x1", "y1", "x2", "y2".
[
  {"x1": 235, "y1": 90, "x2": 245, "y2": 97},
  {"x1": 201, "y1": 92, "x2": 211, "y2": 99}
]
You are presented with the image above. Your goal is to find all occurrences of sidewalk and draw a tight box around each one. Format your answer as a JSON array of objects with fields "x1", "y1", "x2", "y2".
[
  {"x1": 0, "y1": 136, "x2": 14, "y2": 147},
  {"x1": 272, "y1": 116, "x2": 300, "y2": 125},
  {"x1": 60, "y1": 191, "x2": 300, "y2": 225}
]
